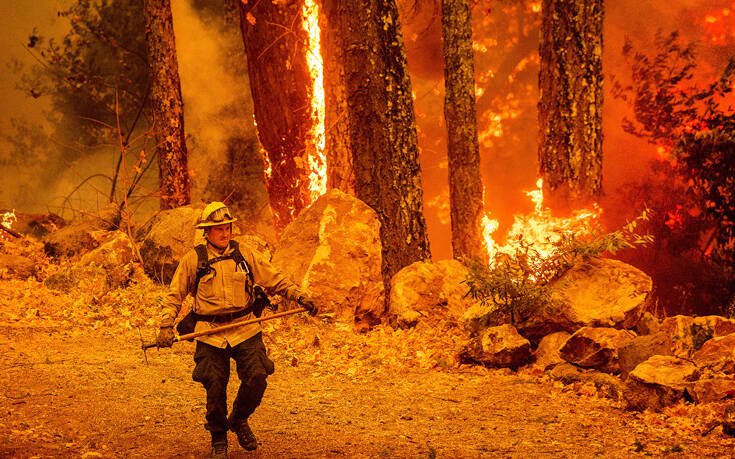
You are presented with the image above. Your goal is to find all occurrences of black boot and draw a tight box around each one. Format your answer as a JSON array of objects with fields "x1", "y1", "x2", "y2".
[
  {"x1": 229, "y1": 417, "x2": 258, "y2": 451},
  {"x1": 210, "y1": 432, "x2": 228, "y2": 459}
]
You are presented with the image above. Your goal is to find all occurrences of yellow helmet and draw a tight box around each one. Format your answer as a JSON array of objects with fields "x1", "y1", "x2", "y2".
[{"x1": 196, "y1": 202, "x2": 237, "y2": 228}]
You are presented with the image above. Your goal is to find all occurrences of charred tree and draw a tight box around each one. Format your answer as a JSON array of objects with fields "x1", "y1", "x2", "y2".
[
  {"x1": 538, "y1": 0, "x2": 603, "y2": 208},
  {"x1": 144, "y1": 0, "x2": 190, "y2": 210},
  {"x1": 441, "y1": 0, "x2": 486, "y2": 262},
  {"x1": 322, "y1": 0, "x2": 432, "y2": 297},
  {"x1": 238, "y1": 0, "x2": 315, "y2": 230},
  {"x1": 319, "y1": 4, "x2": 354, "y2": 194}
]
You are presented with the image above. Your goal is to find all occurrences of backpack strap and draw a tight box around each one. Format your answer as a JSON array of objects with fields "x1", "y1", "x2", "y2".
[
  {"x1": 229, "y1": 240, "x2": 255, "y2": 295},
  {"x1": 193, "y1": 240, "x2": 255, "y2": 296},
  {"x1": 193, "y1": 244, "x2": 211, "y2": 295}
]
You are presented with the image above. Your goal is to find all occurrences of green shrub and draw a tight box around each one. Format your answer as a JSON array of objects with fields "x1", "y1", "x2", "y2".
[{"x1": 465, "y1": 210, "x2": 654, "y2": 324}]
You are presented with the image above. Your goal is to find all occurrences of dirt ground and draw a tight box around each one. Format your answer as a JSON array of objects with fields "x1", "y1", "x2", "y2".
[{"x1": 2, "y1": 319, "x2": 734, "y2": 459}]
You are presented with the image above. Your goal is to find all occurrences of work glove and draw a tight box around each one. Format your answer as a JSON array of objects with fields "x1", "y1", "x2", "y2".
[
  {"x1": 156, "y1": 326, "x2": 175, "y2": 348},
  {"x1": 297, "y1": 295, "x2": 318, "y2": 316}
]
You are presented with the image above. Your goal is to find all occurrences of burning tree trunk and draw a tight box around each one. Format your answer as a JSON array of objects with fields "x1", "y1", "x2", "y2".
[
  {"x1": 538, "y1": 0, "x2": 603, "y2": 208},
  {"x1": 322, "y1": 0, "x2": 432, "y2": 297},
  {"x1": 144, "y1": 0, "x2": 190, "y2": 210},
  {"x1": 238, "y1": 0, "x2": 319, "y2": 230},
  {"x1": 441, "y1": 0, "x2": 486, "y2": 262}
]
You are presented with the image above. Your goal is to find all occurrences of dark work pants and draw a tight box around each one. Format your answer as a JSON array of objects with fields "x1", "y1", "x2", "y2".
[{"x1": 191, "y1": 332, "x2": 275, "y2": 436}]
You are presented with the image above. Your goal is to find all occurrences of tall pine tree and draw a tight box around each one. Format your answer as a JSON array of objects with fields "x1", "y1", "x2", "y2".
[
  {"x1": 144, "y1": 0, "x2": 190, "y2": 209},
  {"x1": 322, "y1": 0, "x2": 432, "y2": 300},
  {"x1": 238, "y1": 0, "x2": 316, "y2": 230},
  {"x1": 442, "y1": 0, "x2": 486, "y2": 262},
  {"x1": 538, "y1": 0, "x2": 603, "y2": 209}
]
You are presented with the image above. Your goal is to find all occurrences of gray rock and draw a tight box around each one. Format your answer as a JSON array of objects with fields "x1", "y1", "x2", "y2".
[
  {"x1": 136, "y1": 206, "x2": 201, "y2": 284},
  {"x1": 724, "y1": 403, "x2": 735, "y2": 436},
  {"x1": 42, "y1": 203, "x2": 121, "y2": 258},
  {"x1": 635, "y1": 311, "x2": 661, "y2": 335},
  {"x1": 660, "y1": 315, "x2": 735, "y2": 358},
  {"x1": 549, "y1": 362, "x2": 590, "y2": 385},
  {"x1": 532, "y1": 331, "x2": 571, "y2": 371},
  {"x1": 560, "y1": 326, "x2": 636, "y2": 374},
  {"x1": 43, "y1": 221, "x2": 101, "y2": 258},
  {"x1": 458, "y1": 324, "x2": 531, "y2": 369},
  {"x1": 623, "y1": 355, "x2": 699, "y2": 411},
  {"x1": 618, "y1": 332, "x2": 672, "y2": 379},
  {"x1": 272, "y1": 189, "x2": 384, "y2": 324},
  {"x1": 690, "y1": 376, "x2": 735, "y2": 404},
  {"x1": 517, "y1": 258, "x2": 652, "y2": 343},
  {"x1": 44, "y1": 231, "x2": 138, "y2": 293},
  {"x1": 461, "y1": 302, "x2": 498, "y2": 334},
  {"x1": 390, "y1": 259, "x2": 479, "y2": 327},
  {"x1": 693, "y1": 333, "x2": 735, "y2": 375},
  {"x1": 546, "y1": 362, "x2": 622, "y2": 398}
]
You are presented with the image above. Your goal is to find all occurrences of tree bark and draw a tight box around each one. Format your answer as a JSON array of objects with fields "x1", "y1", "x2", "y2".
[
  {"x1": 442, "y1": 0, "x2": 486, "y2": 262},
  {"x1": 538, "y1": 0, "x2": 603, "y2": 209},
  {"x1": 238, "y1": 0, "x2": 315, "y2": 231},
  {"x1": 323, "y1": 0, "x2": 432, "y2": 299},
  {"x1": 319, "y1": 3, "x2": 354, "y2": 194},
  {"x1": 144, "y1": 0, "x2": 190, "y2": 210}
]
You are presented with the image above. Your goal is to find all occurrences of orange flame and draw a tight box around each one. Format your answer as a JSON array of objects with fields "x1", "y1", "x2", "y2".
[
  {"x1": 482, "y1": 179, "x2": 602, "y2": 265},
  {"x1": 1, "y1": 210, "x2": 17, "y2": 240},
  {"x1": 302, "y1": 0, "x2": 327, "y2": 202}
]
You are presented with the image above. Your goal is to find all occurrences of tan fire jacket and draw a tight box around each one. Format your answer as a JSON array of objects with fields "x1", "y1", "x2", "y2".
[{"x1": 160, "y1": 242, "x2": 303, "y2": 348}]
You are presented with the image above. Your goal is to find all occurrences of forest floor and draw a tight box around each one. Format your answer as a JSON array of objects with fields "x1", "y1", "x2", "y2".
[{"x1": 1, "y1": 255, "x2": 735, "y2": 457}]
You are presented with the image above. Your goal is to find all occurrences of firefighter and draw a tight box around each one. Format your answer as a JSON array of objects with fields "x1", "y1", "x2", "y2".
[{"x1": 156, "y1": 202, "x2": 316, "y2": 458}]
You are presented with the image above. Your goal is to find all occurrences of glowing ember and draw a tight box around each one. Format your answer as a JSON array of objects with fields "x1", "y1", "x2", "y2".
[
  {"x1": 482, "y1": 179, "x2": 602, "y2": 265},
  {"x1": 1, "y1": 210, "x2": 17, "y2": 240},
  {"x1": 702, "y1": 2, "x2": 735, "y2": 45},
  {"x1": 301, "y1": 0, "x2": 327, "y2": 202}
]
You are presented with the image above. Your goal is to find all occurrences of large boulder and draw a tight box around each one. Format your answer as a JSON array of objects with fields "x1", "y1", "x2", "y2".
[
  {"x1": 43, "y1": 203, "x2": 121, "y2": 258},
  {"x1": 45, "y1": 231, "x2": 137, "y2": 293},
  {"x1": 618, "y1": 332, "x2": 673, "y2": 379},
  {"x1": 272, "y1": 189, "x2": 384, "y2": 323},
  {"x1": 559, "y1": 326, "x2": 636, "y2": 374},
  {"x1": 517, "y1": 258, "x2": 652, "y2": 342},
  {"x1": 458, "y1": 324, "x2": 531, "y2": 369},
  {"x1": 43, "y1": 221, "x2": 101, "y2": 258},
  {"x1": 389, "y1": 259, "x2": 477, "y2": 327},
  {"x1": 624, "y1": 355, "x2": 699, "y2": 411},
  {"x1": 660, "y1": 315, "x2": 735, "y2": 357},
  {"x1": 136, "y1": 206, "x2": 202, "y2": 283},
  {"x1": 532, "y1": 331, "x2": 571, "y2": 370}
]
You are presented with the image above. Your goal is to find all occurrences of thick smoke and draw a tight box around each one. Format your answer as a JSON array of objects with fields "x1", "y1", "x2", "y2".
[{"x1": 0, "y1": 0, "x2": 269, "y2": 236}]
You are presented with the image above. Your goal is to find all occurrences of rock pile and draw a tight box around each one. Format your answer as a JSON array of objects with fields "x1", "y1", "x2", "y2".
[{"x1": 451, "y1": 257, "x2": 735, "y2": 413}]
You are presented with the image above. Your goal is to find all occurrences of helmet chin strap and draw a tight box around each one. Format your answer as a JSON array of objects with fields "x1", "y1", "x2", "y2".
[{"x1": 206, "y1": 238, "x2": 228, "y2": 251}]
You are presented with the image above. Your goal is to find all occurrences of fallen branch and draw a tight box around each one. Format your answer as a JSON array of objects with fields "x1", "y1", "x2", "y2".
[{"x1": 0, "y1": 224, "x2": 21, "y2": 238}]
